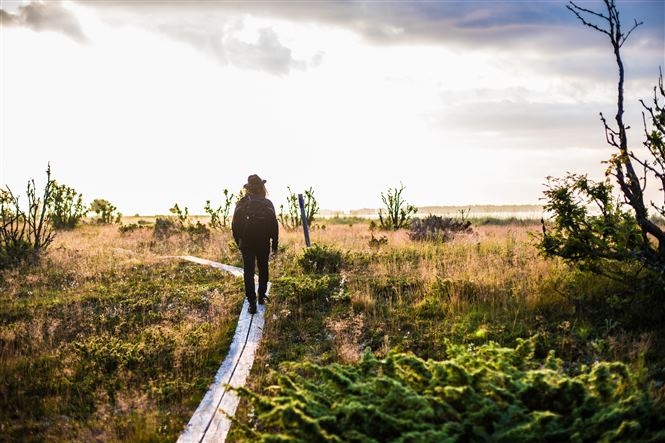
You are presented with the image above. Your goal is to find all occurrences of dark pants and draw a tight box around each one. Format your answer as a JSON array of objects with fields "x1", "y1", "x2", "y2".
[{"x1": 240, "y1": 242, "x2": 270, "y2": 304}]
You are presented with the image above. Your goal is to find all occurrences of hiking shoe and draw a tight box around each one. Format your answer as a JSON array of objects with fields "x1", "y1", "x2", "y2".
[
  {"x1": 258, "y1": 294, "x2": 268, "y2": 305},
  {"x1": 248, "y1": 302, "x2": 257, "y2": 315}
]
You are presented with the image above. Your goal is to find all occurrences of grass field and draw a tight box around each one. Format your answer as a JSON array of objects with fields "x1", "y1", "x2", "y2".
[{"x1": 1, "y1": 217, "x2": 664, "y2": 441}]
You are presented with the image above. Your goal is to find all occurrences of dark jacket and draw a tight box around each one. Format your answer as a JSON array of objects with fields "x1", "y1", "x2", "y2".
[{"x1": 232, "y1": 194, "x2": 279, "y2": 251}]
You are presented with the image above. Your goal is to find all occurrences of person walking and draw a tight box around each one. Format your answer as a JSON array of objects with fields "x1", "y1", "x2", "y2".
[{"x1": 232, "y1": 174, "x2": 279, "y2": 315}]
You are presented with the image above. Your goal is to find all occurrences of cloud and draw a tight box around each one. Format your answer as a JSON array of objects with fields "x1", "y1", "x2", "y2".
[
  {"x1": 65, "y1": 2, "x2": 316, "y2": 76},
  {"x1": 7, "y1": 0, "x2": 661, "y2": 79},
  {"x1": 67, "y1": 0, "x2": 662, "y2": 81},
  {"x1": 107, "y1": 1, "x2": 577, "y2": 50},
  {"x1": 1, "y1": 1, "x2": 309, "y2": 75},
  {"x1": 1, "y1": 9, "x2": 20, "y2": 26},
  {"x1": 437, "y1": 99, "x2": 609, "y2": 149},
  {"x1": 158, "y1": 22, "x2": 315, "y2": 76},
  {"x1": 226, "y1": 28, "x2": 301, "y2": 75},
  {"x1": 0, "y1": 1, "x2": 88, "y2": 43},
  {"x1": 67, "y1": 0, "x2": 664, "y2": 50}
]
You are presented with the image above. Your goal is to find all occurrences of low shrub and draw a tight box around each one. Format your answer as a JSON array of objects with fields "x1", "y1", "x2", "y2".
[
  {"x1": 152, "y1": 216, "x2": 209, "y2": 246},
  {"x1": 118, "y1": 223, "x2": 146, "y2": 234},
  {"x1": 378, "y1": 184, "x2": 417, "y2": 231},
  {"x1": 185, "y1": 221, "x2": 211, "y2": 246},
  {"x1": 48, "y1": 181, "x2": 87, "y2": 230},
  {"x1": 368, "y1": 233, "x2": 388, "y2": 249},
  {"x1": 0, "y1": 166, "x2": 55, "y2": 269},
  {"x1": 153, "y1": 217, "x2": 178, "y2": 240},
  {"x1": 409, "y1": 214, "x2": 472, "y2": 242},
  {"x1": 278, "y1": 187, "x2": 320, "y2": 231},
  {"x1": 204, "y1": 188, "x2": 235, "y2": 230},
  {"x1": 238, "y1": 337, "x2": 665, "y2": 442},
  {"x1": 298, "y1": 244, "x2": 344, "y2": 274},
  {"x1": 272, "y1": 274, "x2": 342, "y2": 304},
  {"x1": 90, "y1": 199, "x2": 121, "y2": 224}
]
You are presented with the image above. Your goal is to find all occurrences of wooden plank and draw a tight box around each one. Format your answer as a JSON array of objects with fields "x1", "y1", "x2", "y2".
[
  {"x1": 178, "y1": 301, "x2": 253, "y2": 442},
  {"x1": 202, "y1": 294, "x2": 268, "y2": 441},
  {"x1": 176, "y1": 256, "x2": 269, "y2": 443},
  {"x1": 180, "y1": 255, "x2": 244, "y2": 277}
]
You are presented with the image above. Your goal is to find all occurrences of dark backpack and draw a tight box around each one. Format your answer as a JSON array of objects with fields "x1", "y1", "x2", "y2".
[{"x1": 240, "y1": 197, "x2": 275, "y2": 242}]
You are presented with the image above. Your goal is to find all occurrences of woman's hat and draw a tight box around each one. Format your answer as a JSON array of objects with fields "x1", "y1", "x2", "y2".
[{"x1": 244, "y1": 174, "x2": 266, "y2": 189}]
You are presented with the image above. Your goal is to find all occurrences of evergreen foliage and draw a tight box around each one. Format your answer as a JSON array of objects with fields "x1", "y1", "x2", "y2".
[
  {"x1": 298, "y1": 244, "x2": 344, "y2": 274},
  {"x1": 540, "y1": 174, "x2": 644, "y2": 276},
  {"x1": 238, "y1": 338, "x2": 665, "y2": 442}
]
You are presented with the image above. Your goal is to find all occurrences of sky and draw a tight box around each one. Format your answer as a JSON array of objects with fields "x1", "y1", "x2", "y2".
[{"x1": 1, "y1": 0, "x2": 664, "y2": 216}]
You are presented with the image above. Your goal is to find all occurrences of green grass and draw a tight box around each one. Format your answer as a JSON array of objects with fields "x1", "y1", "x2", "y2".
[{"x1": 0, "y1": 257, "x2": 243, "y2": 441}]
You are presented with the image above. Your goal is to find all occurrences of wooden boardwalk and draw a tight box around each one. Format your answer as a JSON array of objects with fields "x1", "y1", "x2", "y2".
[{"x1": 176, "y1": 256, "x2": 268, "y2": 443}]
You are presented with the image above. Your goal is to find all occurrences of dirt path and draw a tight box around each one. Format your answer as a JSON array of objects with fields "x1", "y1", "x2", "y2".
[{"x1": 176, "y1": 256, "x2": 268, "y2": 443}]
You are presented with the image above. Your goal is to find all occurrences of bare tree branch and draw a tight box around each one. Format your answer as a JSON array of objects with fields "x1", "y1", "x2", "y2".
[
  {"x1": 620, "y1": 18, "x2": 644, "y2": 47},
  {"x1": 567, "y1": 1, "x2": 611, "y2": 37}
]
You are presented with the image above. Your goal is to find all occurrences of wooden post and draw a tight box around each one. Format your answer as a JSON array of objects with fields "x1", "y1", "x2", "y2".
[{"x1": 298, "y1": 193, "x2": 311, "y2": 247}]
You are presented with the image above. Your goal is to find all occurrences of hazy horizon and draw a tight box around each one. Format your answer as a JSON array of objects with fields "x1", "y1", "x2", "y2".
[{"x1": 120, "y1": 203, "x2": 543, "y2": 218}]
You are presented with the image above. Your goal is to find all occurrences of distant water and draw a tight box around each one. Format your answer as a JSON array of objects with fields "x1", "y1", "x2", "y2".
[{"x1": 321, "y1": 207, "x2": 545, "y2": 220}]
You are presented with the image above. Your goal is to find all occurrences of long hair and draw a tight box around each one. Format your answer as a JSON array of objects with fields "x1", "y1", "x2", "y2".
[{"x1": 245, "y1": 183, "x2": 267, "y2": 198}]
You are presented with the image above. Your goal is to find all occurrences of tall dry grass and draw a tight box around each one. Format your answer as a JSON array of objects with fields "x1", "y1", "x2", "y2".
[
  {"x1": 0, "y1": 222, "x2": 245, "y2": 441},
  {"x1": 249, "y1": 219, "x2": 658, "y2": 382},
  {"x1": 2, "y1": 217, "x2": 661, "y2": 442}
]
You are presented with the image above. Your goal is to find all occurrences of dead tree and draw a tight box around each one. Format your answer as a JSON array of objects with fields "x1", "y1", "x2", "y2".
[
  {"x1": 0, "y1": 165, "x2": 55, "y2": 268},
  {"x1": 566, "y1": 0, "x2": 665, "y2": 272}
]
